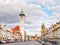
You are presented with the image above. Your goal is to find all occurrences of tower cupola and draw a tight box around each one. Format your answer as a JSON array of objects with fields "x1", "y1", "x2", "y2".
[{"x1": 19, "y1": 10, "x2": 25, "y2": 16}]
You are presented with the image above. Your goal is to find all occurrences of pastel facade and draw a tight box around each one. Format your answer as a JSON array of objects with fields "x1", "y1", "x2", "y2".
[{"x1": 41, "y1": 21, "x2": 60, "y2": 44}]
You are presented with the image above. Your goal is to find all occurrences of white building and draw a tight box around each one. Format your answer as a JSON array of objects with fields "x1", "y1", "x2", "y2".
[
  {"x1": 0, "y1": 22, "x2": 14, "y2": 41},
  {"x1": 6, "y1": 28, "x2": 14, "y2": 40},
  {"x1": 0, "y1": 22, "x2": 6, "y2": 40}
]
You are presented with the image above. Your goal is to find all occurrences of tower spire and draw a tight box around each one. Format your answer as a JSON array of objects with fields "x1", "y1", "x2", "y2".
[{"x1": 41, "y1": 23, "x2": 45, "y2": 29}]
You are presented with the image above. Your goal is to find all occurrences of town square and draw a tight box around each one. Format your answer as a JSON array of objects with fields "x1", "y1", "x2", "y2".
[{"x1": 0, "y1": 0, "x2": 60, "y2": 45}]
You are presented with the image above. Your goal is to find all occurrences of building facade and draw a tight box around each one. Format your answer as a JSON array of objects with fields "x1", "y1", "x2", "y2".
[
  {"x1": 41, "y1": 23, "x2": 48, "y2": 40},
  {"x1": 41, "y1": 21, "x2": 60, "y2": 45}
]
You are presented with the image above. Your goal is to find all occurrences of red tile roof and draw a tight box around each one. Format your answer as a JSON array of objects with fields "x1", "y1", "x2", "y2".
[{"x1": 12, "y1": 26, "x2": 20, "y2": 31}]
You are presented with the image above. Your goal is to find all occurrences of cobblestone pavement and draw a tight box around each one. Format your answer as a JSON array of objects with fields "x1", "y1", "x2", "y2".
[{"x1": 0, "y1": 41, "x2": 41, "y2": 45}]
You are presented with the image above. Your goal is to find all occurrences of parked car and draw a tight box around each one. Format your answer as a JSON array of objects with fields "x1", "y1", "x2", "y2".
[
  {"x1": 10, "y1": 39, "x2": 15, "y2": 43},
  {"x1": 6, "y1": 39, "x2": 11, "y2": 43},
  {"x1": 0, "y1": 40, "x2": 6, "y2": 44},
  {"x1": 37, "y1": 40, "x2": 41, "y2": 43},
  {"x1": 41, "y1": 41, "x2": 48, "y2": 45},
  {"x1": 6, "y1": 39, "x2": 15, "y2": 43}
]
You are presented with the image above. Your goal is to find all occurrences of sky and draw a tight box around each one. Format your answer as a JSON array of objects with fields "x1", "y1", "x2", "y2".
[{"x1": 0, "y1": 0, "x2": 60, "y2": 36}]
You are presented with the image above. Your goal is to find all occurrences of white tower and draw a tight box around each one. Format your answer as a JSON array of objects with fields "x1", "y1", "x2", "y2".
[{"x1": 19, "y1": 10, "x2": 25, "y2": 41}]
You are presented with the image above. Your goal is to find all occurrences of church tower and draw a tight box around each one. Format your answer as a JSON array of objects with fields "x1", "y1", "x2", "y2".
[
  {"x1": 41, "y1": 23, "x2": 47, "y2": 38},
  {"x1": 19, "y1": 10, "x2": 25, "y2": 41}
]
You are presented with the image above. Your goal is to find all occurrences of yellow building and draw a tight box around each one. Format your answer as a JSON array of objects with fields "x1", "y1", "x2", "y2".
[
  {"x1": 0, "y1": 22, "x2": 7, "y2": 40},
  {"x1": 42, "y1": 21, "x2": 60, "y2": 41},
  {"x1": 31, "y1": 35, "x2": 39, "y2": 41},
  {"x1": 53, "y1": 24, "x2": 58, "y2": 38},
  {"x1": 0, "y1": 22, "x2": 4, "y2": 28},
  {"x1": 41, "y1": 23, "x2": 48, "y2": 39},
  {"x1": 0, "y1": 29, "x2": 3, "y2": 40},
  {"x1": 24, "y1": 31, "x2": 27, "y2": 41},
  {"x1": 34, "y1": 35, "x2": 38, "y2": 41}
]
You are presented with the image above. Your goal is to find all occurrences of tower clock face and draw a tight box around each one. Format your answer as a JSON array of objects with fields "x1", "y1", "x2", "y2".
[
  {"x1": 21, "y1": 16, "x2": 23, "y2": 18},
  {"x1": 0, "y1": 25, "x2": 1, "y2": 28}
]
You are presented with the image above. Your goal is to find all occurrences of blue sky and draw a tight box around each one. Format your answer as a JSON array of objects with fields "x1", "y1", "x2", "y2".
[{"x1": 0, "y1": 0, "x2": 60, "y2": 36}]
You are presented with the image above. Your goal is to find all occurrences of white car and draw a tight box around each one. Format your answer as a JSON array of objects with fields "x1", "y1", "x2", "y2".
[
  {"x1": 0, "y1": 40, "x2": 6, "y2": 44},
  {"x1": 41, "y1": 41, "x2": 47, "y2": 45},
  {"x1": 41, "y1": 41, "x2": 45, "y2": 44}
]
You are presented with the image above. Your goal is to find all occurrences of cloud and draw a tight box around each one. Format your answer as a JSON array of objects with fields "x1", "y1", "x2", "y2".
[
  {"x1": 26, "y1": 31, "x2": 40, "y2": 36},
  {"x1": 0, "y1": 0, "x2": 60, "y2": 36},
  {"x1": 0, "y1": 15, "x2": 19, "y2": 23}
]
